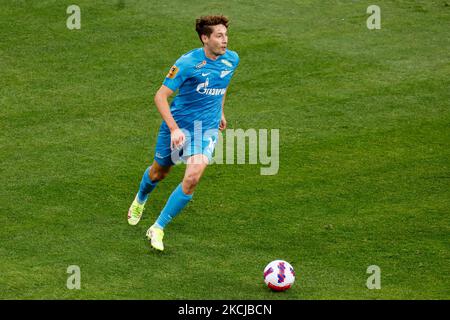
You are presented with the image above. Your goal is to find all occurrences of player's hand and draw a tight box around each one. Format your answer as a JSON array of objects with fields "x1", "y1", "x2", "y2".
[
  {"x1": 170, "y1": 128, "x2": 186, "y2": 150},
  {"x1": 219, "y1": 114, "x2": 227, "y2": 131}
]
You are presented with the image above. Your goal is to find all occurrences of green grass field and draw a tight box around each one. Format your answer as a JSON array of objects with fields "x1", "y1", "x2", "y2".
[{"x1": 1, "y1": 0, "x2": 449, "y2": 299}]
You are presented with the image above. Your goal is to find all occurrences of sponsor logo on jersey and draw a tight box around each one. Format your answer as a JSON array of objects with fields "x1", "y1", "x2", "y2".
[
  {"x1": 166, "y1": 65, "x2": 179, "y2": 79},
  {"x1": 196, "y1": 78, "x2": 226, "y2": 96}
]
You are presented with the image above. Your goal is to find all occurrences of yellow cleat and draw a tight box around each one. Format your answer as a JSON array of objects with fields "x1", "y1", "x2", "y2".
[
  {"x1": 146, "y1": 225, "x2": 164, "y2": 251},
  {"x1": 127, "y1": 195, "x2": 145, "y2": 226}
]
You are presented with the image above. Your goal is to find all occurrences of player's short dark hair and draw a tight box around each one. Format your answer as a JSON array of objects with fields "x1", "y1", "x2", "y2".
[{"x1": 195, "y1": 15, "x2": 229, "y2": 44}]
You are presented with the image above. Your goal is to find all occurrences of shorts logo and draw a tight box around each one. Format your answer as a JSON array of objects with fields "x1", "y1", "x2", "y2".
[
  {"x1": 166, "y1": 65, "x2": 179, "y2": 79},
  {"x1": 205, "y1": 137, "x2": 217, "y2": 154}
]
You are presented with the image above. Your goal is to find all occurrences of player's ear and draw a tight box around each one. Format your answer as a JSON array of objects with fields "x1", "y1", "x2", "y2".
[{"x1": 201, "y1": 34, "x2": 208, "y2": 44}]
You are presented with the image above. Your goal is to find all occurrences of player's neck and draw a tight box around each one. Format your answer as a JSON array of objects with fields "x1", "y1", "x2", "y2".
[{"x1": 203, "y1": 47, "x2": 220, "y2": 61}]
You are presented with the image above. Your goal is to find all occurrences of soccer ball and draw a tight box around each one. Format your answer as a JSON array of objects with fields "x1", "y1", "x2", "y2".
[{"x1": 263, "y1": 260, "x2": 295, "y2": 291}]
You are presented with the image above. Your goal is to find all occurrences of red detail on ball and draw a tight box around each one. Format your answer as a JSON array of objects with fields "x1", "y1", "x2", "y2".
[{"x1": 268, "y1": 282, "x2": 291, "y2": 291}]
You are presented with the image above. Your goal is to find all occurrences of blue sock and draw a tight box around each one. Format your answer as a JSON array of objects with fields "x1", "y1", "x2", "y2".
[
  {"x1": 155, "y1": 183, "x2": 193, "y2": 229},
  {"x1": 137, "y1": 167, "x2": 158, "y2": 204}
]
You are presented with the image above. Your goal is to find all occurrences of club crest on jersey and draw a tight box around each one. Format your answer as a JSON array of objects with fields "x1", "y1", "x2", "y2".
[
  {"x1": 221, "y1": 59, "x2": 232, "y2": 67},
  {"x1": 220, "y1": 70, "x2": 232, "y2": 78},
  {"x1": 195, "y1": 60, "x2": 207, "y2": 69},
  {"x1": 166, "y1": 65, "x2": 179, "y2": 79}
]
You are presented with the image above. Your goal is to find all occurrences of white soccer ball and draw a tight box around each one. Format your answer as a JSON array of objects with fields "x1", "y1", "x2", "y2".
[{"x1": 263, "y1": 260, "x2": 295, "y2": 291}]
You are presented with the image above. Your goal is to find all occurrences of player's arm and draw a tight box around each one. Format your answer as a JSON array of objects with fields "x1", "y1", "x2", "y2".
[
  {"x1": 154, "y1": 85, "x2": 185, "y2": 149},
  {"x1": 219, "y1": 91, "x2": 227, "y2": 131},
  {"x1": 154, "y1": 85, "x2": 177, "y2": 131}
]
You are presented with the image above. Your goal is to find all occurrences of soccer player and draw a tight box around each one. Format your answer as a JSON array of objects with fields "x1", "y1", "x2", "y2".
[{"x1": 127, "y1": 15, "x2": 239, "y2": 251}]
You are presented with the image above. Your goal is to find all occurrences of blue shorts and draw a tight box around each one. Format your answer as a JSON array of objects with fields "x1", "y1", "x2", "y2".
[{"x1": 154, "y1": 126, "x2": 218, "y2": 167}]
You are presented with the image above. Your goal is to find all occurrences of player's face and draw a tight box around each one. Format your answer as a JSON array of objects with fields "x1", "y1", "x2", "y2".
[{"x1": 204, "y1": 24, "x2": 228, "y2": 56}]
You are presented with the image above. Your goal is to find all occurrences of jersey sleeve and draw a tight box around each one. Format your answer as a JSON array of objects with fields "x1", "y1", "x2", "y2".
[{"x1": 162, "y1": 58, "x2": 192, "y2": 91}]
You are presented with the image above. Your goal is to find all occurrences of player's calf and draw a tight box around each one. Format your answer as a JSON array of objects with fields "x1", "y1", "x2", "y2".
[{"x1": 128, "y1": 163, "x2": 170, "y2": 226}]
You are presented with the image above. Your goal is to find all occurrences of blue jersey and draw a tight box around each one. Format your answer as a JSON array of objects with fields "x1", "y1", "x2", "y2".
[{"x1": 162, "y1": 48, "x2": 240, "y2": 132}]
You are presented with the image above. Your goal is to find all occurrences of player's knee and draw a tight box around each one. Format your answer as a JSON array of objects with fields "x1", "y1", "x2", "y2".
[
  {"x1": 149, "y1": 168, "x2": 169, "y2": 182},
  {"x1": 183, "y1": 173, "x2": 200, "y2": 190}
]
